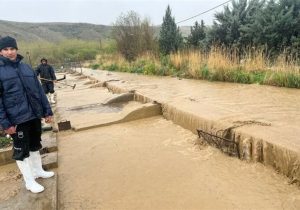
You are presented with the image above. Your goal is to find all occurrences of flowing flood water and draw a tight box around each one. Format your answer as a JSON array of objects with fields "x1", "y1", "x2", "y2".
[
  {"x1": 1, "y1": 70, "x2": 300, "y2": 209},
  {"x1": 58, "y1": 117, "x2": 300, "y2": 209},
  {"x1": 54, "y1": 72, "x2": 300, "y2": 209}
]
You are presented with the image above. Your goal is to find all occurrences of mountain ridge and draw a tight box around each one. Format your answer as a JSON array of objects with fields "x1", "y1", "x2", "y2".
[
  {"x1": 0, "y1": 20, "x2": 113, "y2": 42},
  {"x1": 0, "y1": 19, "x2": 190, "y2": 42}
]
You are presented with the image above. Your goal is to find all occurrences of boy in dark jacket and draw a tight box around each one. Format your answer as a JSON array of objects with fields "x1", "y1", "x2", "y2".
[
  {"x1": 36, "y1": 58, "x2": 57, "y2": 104},
  {"x1": 0, "y1": 36, "x2": 54, "y2": 193}
]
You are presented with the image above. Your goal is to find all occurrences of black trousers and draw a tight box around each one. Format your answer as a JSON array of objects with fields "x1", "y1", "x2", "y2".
[
  {"x1": 42, "y1": 82, "x2": 55, "y2": 94},
  {"x1": 11, "y1": 118, "x2": 42, "y2": 161}
]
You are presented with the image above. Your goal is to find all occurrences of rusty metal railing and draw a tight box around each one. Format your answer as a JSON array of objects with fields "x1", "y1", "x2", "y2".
[{"x1": 197, "y1": 129, "x2": 239, "y2": 157}]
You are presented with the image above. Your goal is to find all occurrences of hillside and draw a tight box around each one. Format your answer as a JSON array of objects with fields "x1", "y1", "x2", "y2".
[
  {"x1": 0, "y1": 20, "x2": 113, "y2": 42},
  {"x1": 0, "y1": 20, "x2": 191, "y2": 42}
]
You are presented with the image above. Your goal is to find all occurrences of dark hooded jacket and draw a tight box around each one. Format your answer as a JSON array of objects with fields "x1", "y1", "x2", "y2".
[
  {"x1": 36, "y1": 62, "x2": 56, "y2": 83},
  {"x1": 0, "y1": 54, "x2": 53, "y2": 129}
]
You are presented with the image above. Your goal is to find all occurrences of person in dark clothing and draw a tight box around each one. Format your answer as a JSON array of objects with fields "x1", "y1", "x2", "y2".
[
  {"x1": 36, "y1": 58, "x2": 57, "y2": 104},
  {"x1": 0, "y1": 36, "x2": 54, "y2": 193}
]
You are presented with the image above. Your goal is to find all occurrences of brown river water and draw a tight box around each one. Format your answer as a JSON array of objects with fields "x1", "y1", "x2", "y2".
[
  {"x1": 0, "y1": 71, "x2": 299, "y2": 209},
  {"x1": 58, "y1": 117, "x2": 300, "y2": 210},
  {"x1": 56, "y1": 72, "x2": 300, "y2": 210}
]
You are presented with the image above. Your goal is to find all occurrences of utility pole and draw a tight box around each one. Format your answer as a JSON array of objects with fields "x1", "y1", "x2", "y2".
[
  {"x1": 77, "y1": 54, "x2": 83, "y2": 74},
  {"x1": 26, "y1": 51, "x2": 32, "y2": 67},
  {"x1": 99, "y1": 38, "x2": 102, "y2": 50}
]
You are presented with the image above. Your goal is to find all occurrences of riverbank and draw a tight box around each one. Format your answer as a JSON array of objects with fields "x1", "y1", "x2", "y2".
[{"x1": 90, "y1": 52, "x2": 300, "y2": 88}]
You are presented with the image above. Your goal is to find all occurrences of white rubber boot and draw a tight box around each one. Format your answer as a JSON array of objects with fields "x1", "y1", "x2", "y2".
[
  {"x1": 50, "y1": 93, "x2": 56, "y2": 104},
  {"x1": 29, "y1": 151, "x2": 55, "y2": 179},
  {"x1": 16, "y1": 158, "x2": 44, "y2": 193}
]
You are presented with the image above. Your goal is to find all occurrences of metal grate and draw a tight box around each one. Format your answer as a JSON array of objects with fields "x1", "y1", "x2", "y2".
[
  {"x1": 58, "y1": 120, "x2": 72, "y2": 131},
  {"x1": 197, "y1": 129, "x2": 239, "y2": 157}
]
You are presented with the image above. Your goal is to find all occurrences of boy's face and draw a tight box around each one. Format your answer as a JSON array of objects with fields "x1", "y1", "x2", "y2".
[{"x1": 0, "y1": 47, "x2": 17, "y2": 61}]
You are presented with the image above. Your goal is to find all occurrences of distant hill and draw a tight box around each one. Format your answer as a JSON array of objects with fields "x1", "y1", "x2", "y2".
[
  {"x1": 0, "y1": 20, "x2": 113, "y2": 42},
  {"x1": 0, "y1": 20, "x2": 191, "y2": 42}
]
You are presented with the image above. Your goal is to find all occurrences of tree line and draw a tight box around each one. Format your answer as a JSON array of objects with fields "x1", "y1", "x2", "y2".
[{"x1": 112, "y1": 0, "x2": 300, "y2": 62}]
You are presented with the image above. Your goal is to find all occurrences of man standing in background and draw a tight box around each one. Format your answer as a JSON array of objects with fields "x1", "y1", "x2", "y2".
[{"x1": 36, "y1": 58, "x2": 57, "y2": 104}]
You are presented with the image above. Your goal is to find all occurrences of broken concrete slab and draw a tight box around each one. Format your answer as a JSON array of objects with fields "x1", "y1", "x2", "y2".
[
  {"x1": 73, "y1": 103, "x2": 161, "y2": 131},
  {"x1": 102, "y1": 92, "x2": 134, "y2": 105}
]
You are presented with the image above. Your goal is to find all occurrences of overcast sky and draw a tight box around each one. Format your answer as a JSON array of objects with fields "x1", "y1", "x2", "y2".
[{"x1": 0, "y1": 0, "x2": 229, "y2": 26}]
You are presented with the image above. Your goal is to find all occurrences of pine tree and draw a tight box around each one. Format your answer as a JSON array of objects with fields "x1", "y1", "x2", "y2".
[
  {"x1": 245, "y1": 0, "x2": 300, "y2": 55},
  {"x1": 275, "y1": 0, "x2": 300, "y2": 56},
  {"x1": 159, "y1": 5, "x2": 183, "y2": 55},
  {"x1": 209, "y1": 0, "x2": 300, "y2": 56},
  {"x1": 239, "y1": 0, "x2": 266, "y2": 46},
  {"x1": 187, "y1": 20, "x2": 206, "y2": 49},
  {"x1": 210, "y1": 0, "x2": 264, "y2": 48}
]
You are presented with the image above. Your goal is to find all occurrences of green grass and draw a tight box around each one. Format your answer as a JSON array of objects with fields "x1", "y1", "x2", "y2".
[
  {"x1": 90, "y1": 64, "x2": 100, "y2": 70},
  {"x1": 93, "y1": 53, "x2": 300, "y2": 89},
  {"x1": 0, "y1": 136, "x2": 12, "y2": 148},
  {"x1": 18, "y1": 39, "x2": 115, "y2": 67},
  {"x1": 265, "y1": 72, "x2": 300, "y2": 88}
]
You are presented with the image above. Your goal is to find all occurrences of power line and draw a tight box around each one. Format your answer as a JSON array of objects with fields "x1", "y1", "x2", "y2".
[{"x1": 176, "y1": 0, "x2": 232, "y2": 24}]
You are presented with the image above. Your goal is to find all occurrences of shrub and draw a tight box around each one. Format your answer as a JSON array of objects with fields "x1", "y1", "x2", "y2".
[
  {"x1": 107, "y1": 64, "x2": 119, "y2": 71},
  {"x1": 0, "y1": 136, "x2": 12, "y2": 148},
  {"x1": 200, "y1": 65, "x2": 210, "y2": 79},
  {"x1": 90, "y1": 64, "x2": 100, "y2": 70}
]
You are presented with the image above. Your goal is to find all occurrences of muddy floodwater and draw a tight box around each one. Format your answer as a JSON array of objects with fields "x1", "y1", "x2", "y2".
[
  {"x1": 1, "y1": 69, "x2": 300, "y2": 209},
  {"x1": 84, "y1": 69, "x2": 300, "y2": 152},
  {"x1": 54, "y1": 71, "x2": 300, "y2": 210},
  {"x1": 58, "y1": 117, "x2": 300, "y2": 210},
  {"x1": 78, "y1": 69, "x2": 300, "y2": 185}
]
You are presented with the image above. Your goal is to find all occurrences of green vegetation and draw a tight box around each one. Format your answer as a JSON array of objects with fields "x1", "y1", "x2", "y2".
[
  {"x1": 187, "y1": 20, "x2": 206, "y2": 49},
  {"x1": 94, "y1": 1, "x2": 299, "y2": 88},
  {"x1": 159, "y1": 5, "x2": 183, "y2": 55},
  {"x1": 0, "y1": 20, "x2": 112, "y2": 42},
  {"x1": 18, "y1": 39, "x2": 109, "y2": 67},
  {"x1": 190, "y1": 0, "x2": 300, "y2": 58},
  {"x1": 0, "y1": 136, "x2": 12, "y2": 148},
  {"x1": 112, "y1": 11, "x2": 157, "y2": 61},
  {"x1": 91, "y1": 50, "x2": 300, "y2": 88},
  {"x1": 2, "y1": 1, "x2": 299, "y2": 89}
]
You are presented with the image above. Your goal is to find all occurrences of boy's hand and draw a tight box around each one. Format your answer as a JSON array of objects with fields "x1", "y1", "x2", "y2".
[
  {"x1": 45, "y1": 116, "x2": 53, "y2": 123},
  {"x1": 5, "y1": 126, "x2": 16, "y2": 135}
]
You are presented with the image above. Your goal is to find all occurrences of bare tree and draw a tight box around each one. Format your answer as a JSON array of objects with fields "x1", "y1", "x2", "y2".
[{"x1": 112, "y1": 11, "x2": 156, "y2": 61}]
